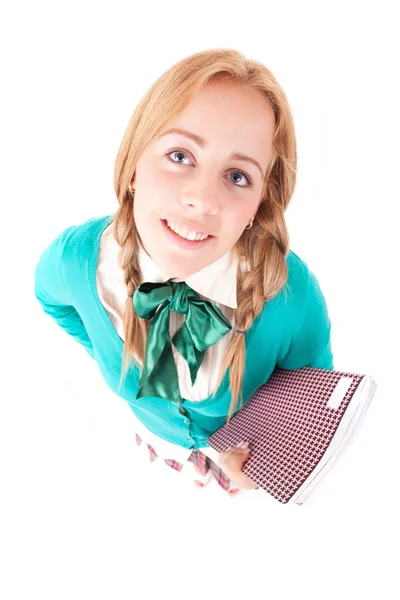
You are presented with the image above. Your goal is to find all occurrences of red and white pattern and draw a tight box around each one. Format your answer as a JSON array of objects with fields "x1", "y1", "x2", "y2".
[{"x1": 134, "y1": 433, "x2": 241, "y2": 495}]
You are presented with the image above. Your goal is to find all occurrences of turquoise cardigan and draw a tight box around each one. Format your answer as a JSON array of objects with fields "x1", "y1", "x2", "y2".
[{"x1": 33, "y1": 214, "x2": 334, "y2": 450}]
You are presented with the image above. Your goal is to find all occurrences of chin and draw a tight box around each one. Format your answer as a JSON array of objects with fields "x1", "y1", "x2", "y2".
[
  {"x1": 165, "y1": 257, "x2": 205, "y2": 279},
  {"x1": 165, "y1": 260, "x2": 196, "y2": 278}
]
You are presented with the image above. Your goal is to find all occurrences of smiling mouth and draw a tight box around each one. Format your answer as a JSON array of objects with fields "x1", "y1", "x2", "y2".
[
  {"x1": 161, "y1": 219, "x2": 214, "y2": 241},
  {"x1": 160, "y1": 219, "x2": 215, "y2": 250}
]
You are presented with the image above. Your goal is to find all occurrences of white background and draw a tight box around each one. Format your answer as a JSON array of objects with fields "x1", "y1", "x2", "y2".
[{"x1": 1, "y1": 0, "x2": 399, "y2": 598}]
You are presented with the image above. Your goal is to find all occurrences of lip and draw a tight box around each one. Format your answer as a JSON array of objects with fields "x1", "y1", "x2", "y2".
[
  {"x1": 163, "y1": 217, "x2": 213, "y2": 237},
  {"x1": 161, "y1": 219, "x2": 214, "y2": 250}
]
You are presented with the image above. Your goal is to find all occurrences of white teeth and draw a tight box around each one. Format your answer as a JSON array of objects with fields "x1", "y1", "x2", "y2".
[{"x1": 166, "y1": 221, "x2": 209, "y2": 241}]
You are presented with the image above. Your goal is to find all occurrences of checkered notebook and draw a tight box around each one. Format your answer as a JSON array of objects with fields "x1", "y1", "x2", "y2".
[{"x1": 207, "y1": 367, "x2": 377, "y2": 505}]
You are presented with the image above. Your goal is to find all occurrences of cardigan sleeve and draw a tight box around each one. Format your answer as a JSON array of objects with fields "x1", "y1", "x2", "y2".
[
  {"x1": 277, "y1": 269, "x2": 334, "y2": 371},
  {"x1": 33, "y1": 226, "x2": 95, "y2": 360}
]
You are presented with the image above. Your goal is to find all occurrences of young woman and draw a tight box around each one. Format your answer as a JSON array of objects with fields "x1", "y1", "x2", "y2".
[{"x1": 34, "y1": 48, "x2": 334, "y2": 495}]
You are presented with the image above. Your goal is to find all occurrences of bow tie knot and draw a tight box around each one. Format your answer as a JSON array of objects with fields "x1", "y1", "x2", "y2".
[
  {"x1": 168, "y1": 282, "x2": 191, "y2": 314},
  {"x1": 132, "y1": 279, "x2": 232, "y2": 403}
]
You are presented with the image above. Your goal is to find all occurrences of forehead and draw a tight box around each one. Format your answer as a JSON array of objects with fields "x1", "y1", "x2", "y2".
[{"x1": 158, "y1": 79, "x2": 275, "y2": 154}]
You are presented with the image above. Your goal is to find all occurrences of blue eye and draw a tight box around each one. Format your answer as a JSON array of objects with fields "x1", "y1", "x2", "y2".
[
  {"x1": 168, "y1": 150, "x2": 191, "y2": 165},
  {"x1": 229, "y1": 171, "x2": 252, "y2": 187},
  {"x1": 165, "y1": 149, "x2": 253, "y2": 188}
]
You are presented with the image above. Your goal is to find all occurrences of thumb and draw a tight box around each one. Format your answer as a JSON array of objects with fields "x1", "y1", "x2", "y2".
[{"x1": 220, "y1": 446, "x2": 250, "y2": 474}]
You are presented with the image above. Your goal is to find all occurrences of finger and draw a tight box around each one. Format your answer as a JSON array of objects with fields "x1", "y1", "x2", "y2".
[
  {"x1": 225, "y1": 447, "x2": 250, "y2": 456},
  {"x1": 236, "y1": 441, "x2": 249, "y2": 449}
]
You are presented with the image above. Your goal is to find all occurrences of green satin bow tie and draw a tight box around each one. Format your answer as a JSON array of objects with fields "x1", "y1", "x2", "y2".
[{"x1": 132, "y1": 280, "x2": 232, "y2": 404}]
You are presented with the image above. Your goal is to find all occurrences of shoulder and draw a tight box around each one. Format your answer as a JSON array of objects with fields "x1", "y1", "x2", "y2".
[
  {"x1": 58, "y1": 214, "x2": 113, "y2": 253},
  {"x1": 286, "y1": 249, "x2": 312, "y2": 285},
  {"x1": 277, "y1": 251, "x2": 334, "y2": 369},
  {"x1": 35, "y1": 214, "x2": 114, "y2": 293},
  {"x1": 262, "y1": 249, "x2": 327, "y2": 325},
  {"x1": 254, "y1": 249, "x2": 317, "y2": 326},
  {"x1": 285, "y1": 249, "x2": 327, "y2": 302},
  {"x1": 248, "y1": 249, "x2": 333, "y2": 366},
  {"x1": 282, "y1": 250, "x2": 331, "y2": 336},
  {"x1": 45, "y1": 214, "x2": 114, "y2": 266},
  {"x1": 278, "y1": 249, "x2": 313, "y2": 307}
]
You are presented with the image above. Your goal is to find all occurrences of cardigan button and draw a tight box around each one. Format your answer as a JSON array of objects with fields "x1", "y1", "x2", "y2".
[{"x1": 179, "y1": 406, "x2": 186, "y2": 415}]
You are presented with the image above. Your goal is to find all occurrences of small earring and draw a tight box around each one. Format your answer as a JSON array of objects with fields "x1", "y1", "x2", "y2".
[
  {"x1": 128, "y1": 184, "x2": 135, "y2": 196},
  {"x1": 245, "y1": 218, "x2": 254, "y2": 230}
]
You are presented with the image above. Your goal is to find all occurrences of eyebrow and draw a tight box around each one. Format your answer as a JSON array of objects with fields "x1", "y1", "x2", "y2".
[{"x1": 157, "y1": 127, "x2": 265, "y2": 178}]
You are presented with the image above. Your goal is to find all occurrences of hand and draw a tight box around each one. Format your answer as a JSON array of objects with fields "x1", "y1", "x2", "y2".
[{"x1": 218, "y1": 441, "x2": 259, "y2": 490}]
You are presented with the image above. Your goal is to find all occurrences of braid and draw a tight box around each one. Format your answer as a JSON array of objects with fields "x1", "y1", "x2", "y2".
[
  {"x1": 113, "y1": 191, "x2": 149, "y2": 393},
  {"x1": 212, "y1": 202, "x2": 289, "y2": 423}
]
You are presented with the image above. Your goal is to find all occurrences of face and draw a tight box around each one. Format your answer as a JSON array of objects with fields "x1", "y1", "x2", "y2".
[{"x1": 131, "y1": 78, "x2": 275, "y2": 279}]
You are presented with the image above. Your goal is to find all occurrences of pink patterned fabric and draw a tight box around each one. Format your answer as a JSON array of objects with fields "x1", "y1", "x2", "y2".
[{"x1": 207, "y1": 367, "x2": 366, "y2": 504}]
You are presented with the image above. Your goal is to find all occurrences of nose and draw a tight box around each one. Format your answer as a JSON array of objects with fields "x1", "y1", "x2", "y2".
[{"x1": 181, "y1": 178, "x2": 220, "y2": 215}]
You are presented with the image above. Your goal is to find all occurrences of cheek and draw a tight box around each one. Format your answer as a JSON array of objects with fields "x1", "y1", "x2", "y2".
[
  {"x1": 136, "y1": 164, "x2": 180, "y2": 208},
  {"x1": 225, "y1": 205, "x2": 253, "y2": 232}
]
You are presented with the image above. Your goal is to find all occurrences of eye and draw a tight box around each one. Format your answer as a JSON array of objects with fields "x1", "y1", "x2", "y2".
[
  {"x1": 166, "y1": 149, "x2": 192, "y2": 165},
  {"x1": 229, "y1": 171, "x2": 253, "y2": 188},
  {"x1": 164, "y1": 148, "x2": 253, "y2": 188}
]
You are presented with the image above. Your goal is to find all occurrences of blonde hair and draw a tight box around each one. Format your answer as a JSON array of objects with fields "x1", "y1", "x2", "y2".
[{"x1": 113, "y1": 48, "x2": 296, "y2": 422}]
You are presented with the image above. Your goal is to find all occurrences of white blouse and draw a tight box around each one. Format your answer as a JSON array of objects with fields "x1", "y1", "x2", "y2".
[{"x1": 96, "y1": 223, "x2": 241, "y2": 465}]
